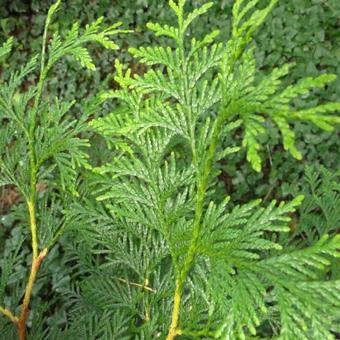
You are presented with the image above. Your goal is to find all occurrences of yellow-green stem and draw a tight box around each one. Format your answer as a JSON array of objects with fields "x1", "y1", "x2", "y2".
[
  {"x1": 166, "y1": 280, "x2": 182, "y2": 340},
  {"x1": 16, "y1": 8, "x2": 47, "y2": 337},
  {"x1": 17, "y1": 248, "x2": 48, "y2": 340},
  {"x1": 166, "y1": 112, "x2": 226, "y2": 338},
  {"x1": 0, "y1": 306, "x2": 18, "y2": 323},
  {"x1": 27, "y1": 200, "x2": 38, "y2": 260},
  {"x1": 2, "y1": 4, "x2": 59, "y2": 339}
]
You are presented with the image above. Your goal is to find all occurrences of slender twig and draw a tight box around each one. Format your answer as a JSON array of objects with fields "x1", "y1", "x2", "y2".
[
  {"x1": 167, "y1": 111, "x2": 227, "y2": 340},
  {"x1": 30, "y1": 0, "x2": 50, "y2": 126},
  {"x1": 0, "y1": 8, "x2": 51, "y2": 339},
  {"x1": 17, "y1": 248, "x2": 48, "y2": 340},
  {"x1": 177, "y1": 328, "x2": 216, "y2": 338},
  {"x1": 27, "y1": 200, "x2": 38, "y2": 260},
  {"x1": 166, "y1": 27, "x2": 241, "y2": 337},
  {"x1": 14, "y1": 4, "x2": 55, "y2": 339},
  {"x1": 167, "y1": 280, "x2": 182, "y2": 339},
  {"x1": 46, "y1": 221, "x2": 66, "y2": 250},
  {"x1": 0, "y1": 305, "x2": 18, "y2": 323},
  {"x1": 113, "y1": 276, "x2": 156, "y2": 293}
]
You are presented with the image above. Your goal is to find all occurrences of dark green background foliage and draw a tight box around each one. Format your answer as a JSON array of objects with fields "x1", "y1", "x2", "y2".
[{"x1": 0, "y1": 0, "x2": 339, "y2": 338}]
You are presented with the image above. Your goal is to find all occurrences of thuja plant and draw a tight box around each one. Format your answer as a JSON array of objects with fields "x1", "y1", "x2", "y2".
[
  {"x1": 0, "y1": 0, "x2": 127, "y2": 338},
  {"x1": 90, "y1": 0, "x2": 340, "y2": 339}
]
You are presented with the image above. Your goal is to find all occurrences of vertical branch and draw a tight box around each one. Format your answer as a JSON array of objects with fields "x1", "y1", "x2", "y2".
[
  {"x1": 167, "y1": 6, "x2": 239, "y2": 334},
  {"x1": 17, "y1": 8, "x2": 49, "y2": 338},
  {"x1": 30, "y1": 0, "x2": 60, "y2": 126},
  {"x1": 166, "y1": 112, "x2": 226, "y2": 340},
  {"x1": 28, "y1": 0, "x2": 50, "y2": 169},
  {"x1": 27, "y1": 200, "x2": 38, "y2": 260},
  {"x1": 16, "y1": 2, "x2": 61, "y2": 339},
  {"x1": 167, "y1": 280, "x2": 182, "y2": 339},
  {"x1": 17, "y1": 249, "x2": 48, "y2": 340},
  {"x1": 26, "y1": 0, "x2": 51, "y2": 261}
]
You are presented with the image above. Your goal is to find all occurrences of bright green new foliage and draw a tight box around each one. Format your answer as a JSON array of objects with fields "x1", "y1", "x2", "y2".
[{"x1": 91, "y1": 0, "x2": 340, "y2": 339}]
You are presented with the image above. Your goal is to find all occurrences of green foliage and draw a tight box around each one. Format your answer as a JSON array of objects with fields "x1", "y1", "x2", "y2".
[
  {"x1": 2, "y1": 0, "x2": 339, "y2": 186},
  {"x1": 0, "y1": 1, "x2": 339, "y2": 339},
  {"x1": 88, "y1": 0, "x2": 340, "y2": 339},
  {"x1": 0, "y1": 37, "x2": 13, "y2": 61},
  {"x1": 0, "y1": 0, "x2": 124, "y2": 338},
  {"x1": 282, "y1": 166, "x2": 340, "y2": 246},
  {"x1": 0, "y1": 0, "x2": 126, "y2": 196}
]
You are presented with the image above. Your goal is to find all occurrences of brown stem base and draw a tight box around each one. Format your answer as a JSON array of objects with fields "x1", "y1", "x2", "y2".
[
  {"x1": 16, "y1": 248, "x2": 48, "y2": 340},
  {"x1": 17, "y1": 318, "x2": 27, "y2": 340}
]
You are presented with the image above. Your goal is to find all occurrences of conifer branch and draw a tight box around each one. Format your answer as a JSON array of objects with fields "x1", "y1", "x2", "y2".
[
  {"x1": 96, "y1": 0, "x2": 340, "y2": 338},
  {"x1": 0, "y1": 0, "x2": 126, "y2": 337},
  {"x1": 14, "y1": 4, "x2": 62, "y2": 339},
  {"x1": 17, "y1": 249, "x2": 48, "y2": 340}
]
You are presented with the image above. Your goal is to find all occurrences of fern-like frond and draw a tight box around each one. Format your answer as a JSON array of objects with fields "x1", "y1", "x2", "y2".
[
  {"x1": 90, "y1": 1, "x2": 340, "y2": 339},
  {"x1": 232, "y1": 0, "x2": 278, "y2": 39},
  {"x1": 47, "y1": 19, "x2": 127, "y2": 72},
  {"x1": 0, "y1": 37, "x2": 13, "y2": 61},
  {"x1": 229, "y1": 56, "x2": 340, "y2": 171},
  {"x1": 200, "y1": 196, "x2": 303, "y2": 267}
]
